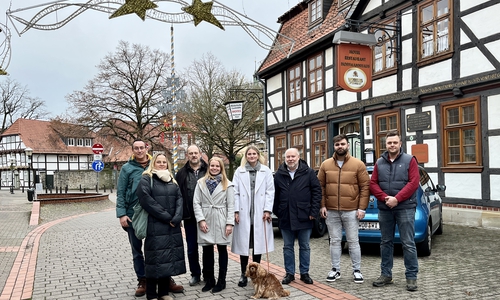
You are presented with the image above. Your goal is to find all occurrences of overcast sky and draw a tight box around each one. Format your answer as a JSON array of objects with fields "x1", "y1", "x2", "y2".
[{"x1": 1, "y1": 0, "x2": 300, "y2": 118}]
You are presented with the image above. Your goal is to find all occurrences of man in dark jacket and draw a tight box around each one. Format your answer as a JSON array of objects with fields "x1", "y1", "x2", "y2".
[
  {"x1": 273, "y1": 148, "x2": 322, "y2": 285},
  {"x1": 370, "y1": 130, "x2": 420, "y2": 292},
  {"x1": 175, "y1": 144, "x2": 207, "y2": 286}
]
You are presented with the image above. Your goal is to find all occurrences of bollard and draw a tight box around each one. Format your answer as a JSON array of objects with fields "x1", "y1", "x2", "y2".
[
  {"x1": 103, "y1": 185, "x2": 106, "y2": 193},
  {"x1": 96, "y1": 185, "x2": 98, "y2": 192},
  {"x1": 22, "y1": 186, "x2": 24, "y2": 193},
  {"x1": 83, "y1": 188, "x2": 86, "y2": 193},
  {"x1": 79, "y1": 184, "x2": 82, "y2": 191},
  {"x1": 65, "y1": 185, "x2": 68, "y2": 193}
]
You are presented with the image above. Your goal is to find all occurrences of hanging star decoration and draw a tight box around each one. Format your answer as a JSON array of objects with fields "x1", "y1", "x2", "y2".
[
  {"x1": 182, "y1": 0, "x2": 224, "y2": 30},
  {"x1": 109, "y1": 0, "x2": 158, "y2": 21},
  {"x1": 0, "y1": 68, "x2": 7, "y2": 75}
]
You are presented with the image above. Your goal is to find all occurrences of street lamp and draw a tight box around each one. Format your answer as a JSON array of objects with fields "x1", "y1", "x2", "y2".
[
  {"x1": 225, "y1": 100, "x2": 244, "y2": 122},
  {"x1": 9, "y1": 156, "x2": 15, "y2": 194},
  {"x1": 25, "y1": 147, "x2": 33, "y2": 189}
]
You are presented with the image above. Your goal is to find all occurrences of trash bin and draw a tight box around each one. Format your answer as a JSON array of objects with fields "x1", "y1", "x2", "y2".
[{"x1": 27, "y1": 189, "x2": 35, "y2": 202}]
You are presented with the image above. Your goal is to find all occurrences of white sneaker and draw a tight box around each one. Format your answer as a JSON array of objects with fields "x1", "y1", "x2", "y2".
[
  {"x1": 353, "y1": 270, "x2": 364, "y2": 284},
  {"x1": 326, "y1": 269, "x2": 341, "y2": 282}
]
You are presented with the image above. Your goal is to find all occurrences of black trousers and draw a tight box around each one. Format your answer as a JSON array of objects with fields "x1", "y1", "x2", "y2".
[
  {"x1": 202, "y1": 244, "x2": 228, "y2": 280},
  {"x1": 146, "y1": 277, "x2": 170, "y2": 300}
]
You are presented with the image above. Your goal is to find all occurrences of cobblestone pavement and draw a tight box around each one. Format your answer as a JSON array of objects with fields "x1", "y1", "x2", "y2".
[
  {"x1": 268, "y1": 224, "x2": 500, "y2": 299},
  {"x1": 2, "y1": 189, "x2": 500, "y2": 300}
]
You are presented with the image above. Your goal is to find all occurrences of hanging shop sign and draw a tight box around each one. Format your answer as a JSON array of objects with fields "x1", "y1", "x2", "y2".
[{"x1": 337, "y1": 43, "x2": 373, "y2": 92}]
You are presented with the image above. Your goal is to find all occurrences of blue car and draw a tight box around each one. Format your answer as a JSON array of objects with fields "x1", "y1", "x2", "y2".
[{"x1": 343, "y1": 166, "x2": 446, "y2": 256}]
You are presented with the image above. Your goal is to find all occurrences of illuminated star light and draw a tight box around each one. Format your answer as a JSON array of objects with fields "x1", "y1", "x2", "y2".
[
  {"x1": 109, "y1": 0, "x2": 158, "y2": 21},
  {"x1": 182, "y1": 0, "x2": 224, "y2": 30}
]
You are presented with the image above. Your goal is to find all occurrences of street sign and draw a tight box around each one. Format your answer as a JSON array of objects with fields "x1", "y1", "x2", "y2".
[
  {"x1": 93, "y1": 154, "x2": 102, "y2": 161},
  {"x1": 92, "y1": 160, "x2": 104, "y2": 172},
  {"x1": 92, "y1": 143, "x2": 104, "y2": 154}
]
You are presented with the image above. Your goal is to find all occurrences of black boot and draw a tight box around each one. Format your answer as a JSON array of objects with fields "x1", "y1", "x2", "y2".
[
  {"x1": 212, "y1": 274, "x2": 226, "y2": 293},
  {"x1": 202, "y1": 278, "x2": 215, "y2": 292},
  {"x1": 238, "y1": 273, "x2": 248, "y2": 287}
]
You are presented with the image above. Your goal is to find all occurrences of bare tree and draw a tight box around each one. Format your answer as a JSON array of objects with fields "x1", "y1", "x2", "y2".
[
  {"x1": 66, "y1": 40, "x2": 171, "y2": 146},
  {"x1": 0, "y1": 77, "x2": 48, "y2": 133},
  {"x1": 184, "y1": 53, "x2": 263, "y2": 178}
]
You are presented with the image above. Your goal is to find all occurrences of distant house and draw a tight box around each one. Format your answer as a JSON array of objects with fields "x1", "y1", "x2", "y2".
[
  {"x1": 257, "y1": 0, "x2": 500, "y2": 209},
  {"x1": 0, "y1": 118, "x2": 95, "y2": 189}
]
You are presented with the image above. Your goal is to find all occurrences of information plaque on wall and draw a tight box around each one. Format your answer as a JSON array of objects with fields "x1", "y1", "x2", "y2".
[{"x1": 406, "y1": 111, "x2": 431, "y2": 132}]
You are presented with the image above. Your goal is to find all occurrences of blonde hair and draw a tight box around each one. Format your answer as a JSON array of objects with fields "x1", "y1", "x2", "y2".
[
  {"x1": 240, "y1": 145, "x2": 266, "y2": 167},
  {"x1": 142, "y1": 153, "x2": 177, "y2": 184},
  {"x1": 203, "y1": 157, "x2": 229, "y2": 190}
]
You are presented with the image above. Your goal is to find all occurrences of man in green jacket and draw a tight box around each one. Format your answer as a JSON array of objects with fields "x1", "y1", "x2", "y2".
[
  {"x1": 116, "y1": 139, "x2": 150, "y2": 297},
  {"x1": 318, "y1": 134, "x2": 370, "y2": 284}
]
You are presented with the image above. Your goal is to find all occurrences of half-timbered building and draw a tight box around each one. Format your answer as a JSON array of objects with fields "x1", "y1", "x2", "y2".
[{"x1": 257, "y1": 0, "x2": 500, "y2": 215}]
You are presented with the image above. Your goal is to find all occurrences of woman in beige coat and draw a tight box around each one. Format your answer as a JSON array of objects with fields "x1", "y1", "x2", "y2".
[{"x1": 193, "y1": 157, "x2": 234, "y2": 293}]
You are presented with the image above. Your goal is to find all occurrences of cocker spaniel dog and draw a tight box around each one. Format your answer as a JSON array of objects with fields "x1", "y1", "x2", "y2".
[{"x1": 245, "y1": 262, "x2": 291, "y2": 299}]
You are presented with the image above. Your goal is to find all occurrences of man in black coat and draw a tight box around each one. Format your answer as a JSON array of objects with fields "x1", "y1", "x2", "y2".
[
  {"x1": 175, "y1": 144, "x2": 208, "y2": 286},
  {"x1": 273, "y1": 148, "x2": 322, "y2": 285}
]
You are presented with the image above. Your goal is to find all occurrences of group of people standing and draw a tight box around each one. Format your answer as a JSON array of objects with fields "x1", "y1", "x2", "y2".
[{"x1": 116, "y1": 129, "x2": 420, "y2": 299}]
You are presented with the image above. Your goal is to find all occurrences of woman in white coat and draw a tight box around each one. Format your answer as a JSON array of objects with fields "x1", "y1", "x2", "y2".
[
  {"x1": 231, "y1": 145, "x2": 275, "y2": 287},
  {"x1": 193, "y1": 157, "x2": 234, "y2": 293}
]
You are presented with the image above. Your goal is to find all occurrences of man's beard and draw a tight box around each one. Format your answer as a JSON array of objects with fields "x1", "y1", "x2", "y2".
[{"x1": 335, "y1": 148, "x2": 347, "y2": 156}]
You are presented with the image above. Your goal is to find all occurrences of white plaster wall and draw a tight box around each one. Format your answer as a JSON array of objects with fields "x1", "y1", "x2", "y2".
[
  {"x1": 461, "y1": 0, "x2": 490, "y2": 11},
  {"x1": 337, "y1": 90, "x2": 357, "y2": 106},
  {"x1": 461, "y1": 3, "x2": 500, "y2": 39},
  {"x1": 488, "y1": 136, "x2": 500, "y2": 168},
  {"x1": 402, "y1": 68, "x2": 412, "y2": 93},
  {"x1": 401, "y1": 9, "x2": 413, "y2": 36},
  {"x1": 428, "y1": 172, "x2": 439, "y2": 187},
  {"x1": 419, "y1": 60, "x2": 451, "y2": 87},
  {"x1": 460, "y1": 47, "x2": 495, "y2": 78},
  {"x1": 325, "y1": 91, "x2": 334, "y2": 109},
  {"x1": 423, "y1": 105, "x2": 438, "y2": 134},
  {"x1": 445, "y1": 173, "x2": 482, "y2": 199},
  {"x1": 488, "y1": 94, "x2": 500, "y2": 129},
  {"x1": 268, "y1": 92, "x2": 282, "y2": 111},
  {"x1": 402, "y1": 39, "x2": 413, "y2": 65},
  {"x1": 361, "y1": 89, "x2": 369, "y2": 101},
  {"x1": 289, "y1": 105, "x2": 302, "y2": 120},
  {"x1": 362, "y1": 0, "x2": 382, "y2": 14},
  {"x1": 309, "y1": 97, "x2": 324, "y2": 114},
  {"x1": 269, "y1": 137, "x2": 275, "y2": 168},
  {"x1": 460, "y1": 29, "x2": 471, "y2": 44},
  {"x1": 490, "y1": 175, "x2": 500, "y2": 201},
  {"x1": 405, "y1": 140, "x2": 416, "y2": 157},
  {"x1": 325, "y1": 46, "x2": 334, "y2": 67},
  {"x1": 485, "y1": 40, "x2": 500, "y2": 66},
  {"x1": 267, "y1": 112, "x2": 281, "y2": 126},
  {"x1": 325, "y1": 68, "x2": 334, "y2": 89},
  {"x1": 305, "y1": 128, "x2": 311, "y2": 162},
  {"x1": 372, "y1": 75, "x2": 397, "y2": 97},
  {"x1": 266, "y1": 73, "x2": 282, "y2": 93},
  {"x1": 422, "y1": 139, "x2": 438, "y2": 168}
]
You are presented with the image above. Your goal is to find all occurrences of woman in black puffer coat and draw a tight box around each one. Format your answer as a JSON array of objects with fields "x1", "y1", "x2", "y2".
[{"x1": 136, "y1": 153, "x2": 186, "y2": 300}]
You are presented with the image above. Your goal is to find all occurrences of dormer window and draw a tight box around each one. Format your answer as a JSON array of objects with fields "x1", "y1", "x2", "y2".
[{"x1": 309, "y1": 0, "x2": 323, "y2": 25}]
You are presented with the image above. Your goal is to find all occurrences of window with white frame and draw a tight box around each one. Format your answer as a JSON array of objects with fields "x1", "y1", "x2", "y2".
[
  {"x1": 69, "y1": 155, "x2": 78, "y2": 162},
  {"x1": 59, "y1": 155, "x2": 68, "y2": 162},
  {"x1": 67, "y1": 138, "x2": 75, "y2": 146},
  {"x1": 309, "y1": 0, "x2": 322, "y2": 25},
  {"x1": 85, "y1": 139, "x2": 92, "y2": 147},
  {"x1": 77, "y1": 139, "x2": 84, "y2": 146}
]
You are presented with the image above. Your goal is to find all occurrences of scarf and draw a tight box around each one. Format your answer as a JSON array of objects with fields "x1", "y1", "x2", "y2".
[
  {"x1": 206, "y1": 174, "x2": 222, "y2": 195},
  {"x1": 152, "y1": 169, "x2": 172, "y2": 182}
]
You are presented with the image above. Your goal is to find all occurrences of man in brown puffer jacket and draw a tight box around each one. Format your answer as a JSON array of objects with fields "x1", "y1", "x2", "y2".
[{"x1": 317, "y1": 134, "x2": 370, "y2": 284}]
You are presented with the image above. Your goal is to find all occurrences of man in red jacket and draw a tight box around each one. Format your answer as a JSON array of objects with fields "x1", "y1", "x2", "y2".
[
  {"x1": 370, "y1": 130, "x2": 420, "y2": 292},
  {"x1": 318, "y1": 134, "x2": 370, "y2": 284}
]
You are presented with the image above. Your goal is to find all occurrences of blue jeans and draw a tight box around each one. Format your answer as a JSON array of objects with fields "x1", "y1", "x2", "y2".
[
  {"x1": 325, "y1": 210, "x2": 361, "y2": 273},
  {"x1": 125, "y1": 223, "x2": 145, "y2": 279},
  {"x1": 379, "y1": 208, "x2": 418, "y2": 280},
  {"x1": 281, "y1": 228, "x2": 312, "y2": 275},
  {"x1": 184, "y1": 219, "x2": 201, "y2": 277}
]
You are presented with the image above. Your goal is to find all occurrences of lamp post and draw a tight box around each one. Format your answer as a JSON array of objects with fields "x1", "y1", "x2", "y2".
[
  {"x1": 9, "y1": 156, "x2": 15, "y2": 194},
  {"x1": 224, "y1": 100, "x2": 244, "y2": 179},
  {"x1": 25, "y1": 147, "x2": 33, "y2": 189}
]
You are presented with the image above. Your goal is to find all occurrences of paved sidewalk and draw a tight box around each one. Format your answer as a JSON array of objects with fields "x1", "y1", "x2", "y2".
[{"x1": 0, "y1": 190, "x2": 357, "y2": 300}]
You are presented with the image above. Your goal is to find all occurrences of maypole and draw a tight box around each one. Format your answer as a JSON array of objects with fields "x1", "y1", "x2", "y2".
[{"x1": 170, "y1": 24, "x2": 178, "y2": 174}]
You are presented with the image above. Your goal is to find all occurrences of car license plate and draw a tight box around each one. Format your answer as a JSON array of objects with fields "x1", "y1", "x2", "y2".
[{"x1": 359, "y1": 222, "x2": 379, "y2": 230}]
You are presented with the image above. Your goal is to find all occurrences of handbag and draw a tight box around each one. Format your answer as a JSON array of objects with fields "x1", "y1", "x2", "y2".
[{"x1": 132, "y1": 176, "x2": 153, "y2": 239}]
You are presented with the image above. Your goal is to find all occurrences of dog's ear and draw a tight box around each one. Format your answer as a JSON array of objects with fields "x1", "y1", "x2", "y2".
[{"x1": 256, "y1": 263, "x2": 267, "y2": 277}]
